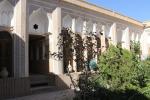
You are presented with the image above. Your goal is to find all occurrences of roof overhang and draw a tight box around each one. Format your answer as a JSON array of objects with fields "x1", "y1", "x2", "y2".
[{"x1": 62, "y1": 0, "x2": 143, "y2": 28}]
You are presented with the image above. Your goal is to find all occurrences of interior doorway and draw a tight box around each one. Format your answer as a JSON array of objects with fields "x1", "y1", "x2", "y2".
[
  {"x1": 0, "y1": 31, "x2": 13, "y2": 77},
  {"x1": 29, "y1": 35, "x2": 49, "y2": 75}
]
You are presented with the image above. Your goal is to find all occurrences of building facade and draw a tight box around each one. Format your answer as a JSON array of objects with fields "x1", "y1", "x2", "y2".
[{"x1": 0, "y1": 0, "x2": 149, "y2": 97}]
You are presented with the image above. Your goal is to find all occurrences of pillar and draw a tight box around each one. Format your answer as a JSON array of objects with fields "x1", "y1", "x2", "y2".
[
  {"x1": 13, "y1": 0, "x2": 28, "y2": 77},
  {"x1": 93, "y1": 23, "x2": 98, "y2": 62},
  {"x1": 93, "y1": 23, "x2": 97, "y2": 34},
  {"x1": 82, "y1": 20, "x2": 88, "y2": 63},
  {"x1": 141, "y1": 31, "x2": 148, "y2": 59},
  {"x1": 72, "y1": 18, "x2": 76, "y2": 33},
  {"x1": 122, "y1": 27, "x2": 130, "y2": 50},
  {"x1": 101, "y1": 25, "x2": 106, "y2": 52},
  {"x1": 51, "y1": 7, "x2": 63, "y2": 74},
  {"x1": 110, "y1": 23, "x2": 117, "y2": 45},
  {"x1": 72, "y1": 18, "x2": 77, "y2": 72}
]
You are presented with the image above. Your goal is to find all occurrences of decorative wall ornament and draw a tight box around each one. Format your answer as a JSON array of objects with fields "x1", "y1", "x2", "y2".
[
  {"x1": 0, "y1": 0, "x2": 14, "y2": 27},
  {"x1": 29, "y1": 7, "x2": 49, "y2": 35},
  {"x1": 33, "y1": 24, "x2": 38, "y2": 30}
]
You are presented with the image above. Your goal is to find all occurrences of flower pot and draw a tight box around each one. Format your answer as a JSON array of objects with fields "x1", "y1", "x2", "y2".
[{"x1": 0, "y1": 67, "x2": 8, "y2": 78}]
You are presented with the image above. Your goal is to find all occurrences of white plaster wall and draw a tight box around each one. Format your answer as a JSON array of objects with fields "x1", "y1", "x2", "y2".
[
  {"x1": 141, "y1": 28, "x2": 150, "y2": 59},
  {"x1": 48, "y1": 13, "x2": 52, "y2": 33}
]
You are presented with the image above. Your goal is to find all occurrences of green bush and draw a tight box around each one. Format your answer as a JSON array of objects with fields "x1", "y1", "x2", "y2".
[{"x1": 96, "y1": 44, "x2": 150, "y2": 99}]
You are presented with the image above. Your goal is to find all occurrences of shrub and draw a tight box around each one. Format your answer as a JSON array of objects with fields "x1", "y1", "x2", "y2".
[{"x1": 95, "y1": 44, "x2": 150, "y2": 99}]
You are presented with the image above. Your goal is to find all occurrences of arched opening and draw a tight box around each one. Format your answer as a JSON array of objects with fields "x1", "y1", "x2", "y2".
[
  {"x1": 62, "y1": 15, "x2": 72, "y2": 28},
  {"x1": 87, "y1": 20, "x2": 93, "y2": 33},
  {"x1": 29, "y1": 8, "x2": 49, "y2": 34},
  {"x1": 76, "y1": 17, "x2": 83, "y2": 33},
  {"x1": 29, "y1": 8, "x2": 50, "y2": 75},
  {"x1": 0, "y1": 31, "x2": 13, "y2": 77},
  {"x1": 0, "y1": 0, "x2": 14, "y2": 27}
]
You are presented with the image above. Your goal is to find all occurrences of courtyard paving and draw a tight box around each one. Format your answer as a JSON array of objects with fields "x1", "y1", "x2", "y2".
[{"x1": 7, "y1": 89, "x2": 75, "y2": 100}]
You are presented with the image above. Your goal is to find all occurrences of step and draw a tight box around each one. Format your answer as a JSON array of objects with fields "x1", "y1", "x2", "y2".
[
  {"x1": 29, "y1": 74, "x2": 55, "y2": 87},
  {"x1": 31, "y1": 86, "x2": 60, "y2": 94}
]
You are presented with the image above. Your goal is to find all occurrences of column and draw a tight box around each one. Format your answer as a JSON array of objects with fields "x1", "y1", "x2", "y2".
[
  {"x1": 72, "y1": 18, "x2": 76, "y2": 33},
  {"x1": 141, "y1": 31, "x2": 148, "y2": 59},
  {"x1": 13, "y1": 0, "x2": 28, "y2": 77},
  {"x1": 83, "y1": 20, "x2": 88, "y2": 66},
  {"x1": 72, "y1": 18, "x2": 77, "y2": 72},
  {"x1": 122, "y1": 27, "x2": 130, "y2": 50},
  {"x1": 51, "y1": 7, "x2": 63, "y2": 74},
  {"x1": 101, "y1": 25, "x2": 106, "y2": 52},
  {"x1": 93, "y1": 23, "x2": 98, "y2": 62},
  {"x1": 110, "y1": 23, "x2": 117, "y2": 45},
  {"x1": 93, "y1": 23, "x2": 97, "y2": 34},
  {"x1": 83, "y1": 20, "x2": 87, "y2": 35}
]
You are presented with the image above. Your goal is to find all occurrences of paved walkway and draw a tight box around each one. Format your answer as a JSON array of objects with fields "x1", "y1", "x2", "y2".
[{"x1": 7, "y1": 89, "x2": 75, "y2": 100}]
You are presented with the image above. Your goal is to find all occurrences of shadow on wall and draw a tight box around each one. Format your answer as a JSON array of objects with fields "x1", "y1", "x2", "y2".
[
  {"x1": 0, "y1": 31, "x2": 30, "y2": 99},
  {"x1": 0, "y1": 30, "x2": 26, "y2": 78}
]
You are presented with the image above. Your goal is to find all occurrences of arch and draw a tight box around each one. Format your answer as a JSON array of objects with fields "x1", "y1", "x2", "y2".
[
  {"x1": 0, "y1": 31, "x2": 13, "y2": 77},
  {"x1": 0, "y1": 0, "x2": 14, "y2": 26},
  {"x1": 135, "y1": 33, "x2": 139, "y2": 41},
  {"x1": 96, "y1": 24, "x2": 102, "y2": 35},
  {"x1": 76, "y1": 17, "x2": 83, "y2": 33},
  {"x1": 116, "y1": 29, "x2": 123, "y2": 43},
  {"x1": 138, "y1": 32, "x2": 141, "y2": 41},
  {"x1": 131, "y1": 32, "x2": 135, "y2": 41},
  {"x1": 105, "y1": 25, "x2": 111, "y2": 38},
  {"x1": 29, "y1": 8, "x2": 49, "y2": 35},
  {"x1": 87, "y1": 20, "x2": 93, "y2": 33},
  {"x1": 62, "y1": 14, "x2": 72, "y2": 28}
]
